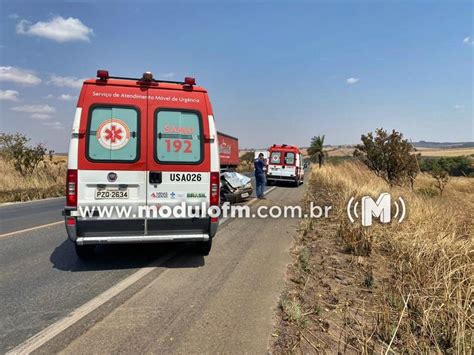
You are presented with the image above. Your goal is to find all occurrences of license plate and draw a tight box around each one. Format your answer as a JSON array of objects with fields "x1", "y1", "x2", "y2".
[
  {"x1": 241, "y1": 192, "x2": 249, "y2": 198},
  {"x1": 95, "y1": 189, "x2": 129, "y2": 199}
]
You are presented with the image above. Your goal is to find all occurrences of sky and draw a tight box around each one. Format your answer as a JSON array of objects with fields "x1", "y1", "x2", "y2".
[{"x1": 0, "y1": 0, "x2": 472, "y2": 152}]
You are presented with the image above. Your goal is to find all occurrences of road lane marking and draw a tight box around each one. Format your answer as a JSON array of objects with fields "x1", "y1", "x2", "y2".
[
  {"x1": 6, "y1": 254, "x2": 176, "y2": 355},
  {"x1": 0, "y1": 221, "x2": 63, "y2": 240},
  {"x1": 0, "y1": 196, "x2": 64, "y2": 208},
  {"x1": 7, "y1": 185, "x2": 280, "y2": 354},
  {"x1": 218, "y1": 186, "x2": 276, "y2": 226}
]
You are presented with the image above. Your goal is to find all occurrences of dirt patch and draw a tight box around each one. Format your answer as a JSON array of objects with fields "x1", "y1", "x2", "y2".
[{"x1": 272, "y1": 213, "x2": 394, "y2": 353}]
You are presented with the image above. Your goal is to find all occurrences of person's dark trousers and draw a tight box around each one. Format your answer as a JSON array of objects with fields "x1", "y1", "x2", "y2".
[{"x1": 255, "y1": 173, "x2": 266, "y2": 198}]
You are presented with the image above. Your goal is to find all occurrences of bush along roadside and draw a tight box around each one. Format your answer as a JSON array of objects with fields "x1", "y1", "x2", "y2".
[
  {"x1": 271, "y1": 162, "x2": 473, "y2": 354},
  {"x1": 0, "y1": 133, "x2": 66, "y2": 203}
]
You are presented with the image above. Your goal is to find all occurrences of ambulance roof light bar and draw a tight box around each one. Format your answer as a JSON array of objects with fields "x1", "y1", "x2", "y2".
[
  {"x1": 184, "y1": 77, "x2": 196, "y2": 86},
  {"x1": 142, "y1": 71, "x2": 153, "y2": 81},
  {"x1": 95, "y1": 70, "x2": 196, "y2": 86},
  {"x1": 97, "y1": 70, "x2": 109, "y2": 80}
]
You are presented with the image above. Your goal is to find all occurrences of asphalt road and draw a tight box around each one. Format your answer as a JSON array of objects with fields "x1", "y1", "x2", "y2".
[
  {"x1": 0, "y1": 198, "x2": 65, "y2": 235},
  {"x1": 0, "y1": 180, "x2": 302, "y2": 353}
]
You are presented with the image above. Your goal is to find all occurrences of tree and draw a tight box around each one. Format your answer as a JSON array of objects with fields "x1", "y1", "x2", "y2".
[
  {"x1": 0, "y1": 133, "x2": 47, "y2": 176},
  {"x1": 307, "y1": 135, "x2": 326, "y2": 168},
  {"x1": 431, "y1": 165, "x2": 449, "y2": 196},
  {"x1": 353, "y1": 128, "x2": 420, "y2": 187},
  {"x1": 240, "y1": 151, "x2": 255, "y2": 164}
]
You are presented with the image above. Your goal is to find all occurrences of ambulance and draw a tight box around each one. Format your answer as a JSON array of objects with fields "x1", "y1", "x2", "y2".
[
  {"x1": 64, "y1": 70, "x2": 220, "y2": 258},
  {"x1": 266, "y1": 144, "x2": 304, "y2": 186}
]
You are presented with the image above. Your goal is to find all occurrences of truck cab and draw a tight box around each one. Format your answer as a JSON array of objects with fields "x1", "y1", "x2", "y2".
[
  {"x1": 64, "y1": 70, "x2": 220, "y2": 258},
  {"x1": 266, "y1": 144, "x2": 304, "y2": 186}
]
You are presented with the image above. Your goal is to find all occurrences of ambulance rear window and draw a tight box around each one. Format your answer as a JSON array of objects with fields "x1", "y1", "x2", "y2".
[
  {"x1": 155, "y1": 110, "x2": 202, "y2": 164},
  {"x1": 285, "y1": 152, "x2": 295, "y2": 165},
  {"x1": 270, "y1": 152, "x2": 282, "y2": 164},
  {"x1": 87, "y1": 106, "x2": 139, "y2": 162}
]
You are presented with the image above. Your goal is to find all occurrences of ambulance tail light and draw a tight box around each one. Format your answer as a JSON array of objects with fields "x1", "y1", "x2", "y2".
[
  {"x1": 66, "y1": 169, "x2": 78, "y2": 207},
  {"x1": 97, "y1": 70, "x2": 109, "y2": 80},
  {"x1": 210, "y1": 172, "x2": 220, "y2": 222}
]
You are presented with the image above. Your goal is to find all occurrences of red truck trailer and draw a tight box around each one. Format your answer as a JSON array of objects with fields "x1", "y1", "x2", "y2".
[
  {"x1": 216, "y1": 131, "x2": 253, "y2": 203},
  {"x1": 217, "y1": 131, "x2": 239, "y2": 170}
]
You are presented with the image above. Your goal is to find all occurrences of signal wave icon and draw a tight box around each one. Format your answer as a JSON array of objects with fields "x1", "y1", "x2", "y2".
[{"x1": 347, "y1": 193, "x2": 406, "y2": 227}]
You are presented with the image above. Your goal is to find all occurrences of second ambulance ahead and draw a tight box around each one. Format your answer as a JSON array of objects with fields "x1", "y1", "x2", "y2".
[{"x1": 266, "y1": 144, "x2": 304, "y2": 186}]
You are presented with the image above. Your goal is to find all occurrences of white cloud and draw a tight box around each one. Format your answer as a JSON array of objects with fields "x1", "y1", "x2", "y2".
[
  {"x1": 42, "y1": 121, "x2": 64, "y2": 130},
  {"x1": 453, "y1": 105, "x2": 464, "y2": 110},
  {"x1": 16, "y1": 16, "x2": 93, "y2": 43},
  {"x1": 0, "y1": 66, "x2": 42, "y2": 85},
  {"x1": 463, "y1": 36, "x2": 473, "y2": 45},
  {"x1": 8, "y1": 13, "x2": 20, "y2": 20},
  {"x1": 45, "y1": 94, "x2": 54, "y2": 99},
  {"x1": 160, "y1": 72, "x2": 175, "y2": 79},
  {"x1": 59, "y1": 94, "x2": 76, "y2": 101},
  {"x1": 48, "y1": 74, "x2": 85, "y2": 89},
  {"x1": 346, "y1": 77, "x2": 360, "y2": 85},
  {"x1": 11, "y1": 104, "x2": 56, "y2": 114},
  {"x1": 31, "y1": 113, "x2": 52, "y2": 120},
  {"x1": 0, "y1": 89, "x2": 20, "y2": 101}
]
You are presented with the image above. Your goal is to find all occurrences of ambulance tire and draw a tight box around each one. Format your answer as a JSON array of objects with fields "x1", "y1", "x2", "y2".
[
  {"x1": 294, "y1": 178, "x2": 299, "y2": 187},
  {"x1": 195, "y1": 239, "x2": 212, "y2": 256},
  {"x1": 75, "y1": 243, "x2": 96, "y2": 259}
]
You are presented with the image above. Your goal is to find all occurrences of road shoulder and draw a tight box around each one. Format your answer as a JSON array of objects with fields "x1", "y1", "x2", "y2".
[{"x1": 37, "y1": 186, "x2": 304, "y2": 353}]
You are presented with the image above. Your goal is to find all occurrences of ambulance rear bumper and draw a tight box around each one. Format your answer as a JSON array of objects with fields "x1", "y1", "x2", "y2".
[
  {"x1": 266, "y1": 175, "x2": 297, "y2": 182},
  {"x1": 76, "y1": 234, "x2": 209, "y2": 245},
  {"x1": 64, "y1": 214, "x2": 218, "y2": 244}
]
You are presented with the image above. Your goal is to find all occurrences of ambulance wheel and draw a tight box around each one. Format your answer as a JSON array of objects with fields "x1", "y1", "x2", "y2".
[
  {"x1": 294, "y1": 178, "x2": 299, "y2": 187},
  {"x1": 267, "y1": 180, "x2": 273, "y2": 186},
  {"x1": 195, "y1": 239, "x2": 212, "y2": 256},
  {"x1": 75, "y1": 243, "x2": 96, "y2": 259}
]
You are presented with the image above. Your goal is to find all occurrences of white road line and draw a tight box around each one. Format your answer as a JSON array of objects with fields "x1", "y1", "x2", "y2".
[
  {"x1": 5, "y1": 259, "x2": 173, "y2": 355},
  {"x1": 0, "y1": 196, "x2": 64, "y2": 208},
  {"x1": 218, "y1": 186, "x2": 276, "y2": 225},
  {"x1": 7, "y1": 185, "x2": 279, "y2": 354},
  {"x1": 0, "y1": 221, "x2": 63, "y2": 240}
]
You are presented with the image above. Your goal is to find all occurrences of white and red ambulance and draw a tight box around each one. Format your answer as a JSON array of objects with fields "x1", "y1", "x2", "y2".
[
  {"x1": 64, "y1": 70, "x2": 220, "y2": 258},
  {"x1": 266, "y1": 144, "x2": 304, "y2": 186}
]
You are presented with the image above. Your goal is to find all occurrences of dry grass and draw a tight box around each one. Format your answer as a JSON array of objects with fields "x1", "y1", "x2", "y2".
[
  {"x1": 312, "y1": 162, "x2": 472, "y2": 352},
  {"x1": 416, "y1": 147, "x2": 474, "y2": 157},
  {"x1": 324, "y1": 147, "x2": 474, "y2": 158},
  {"x1": 236, "y1": 160, "x2": 253, "y2": 173},
  {"x1": 274, "y1": 162, "x2": 473, "y2": 353},
  {"x1": 0, "y1": 157, "x2": 67, "y2": 203}
]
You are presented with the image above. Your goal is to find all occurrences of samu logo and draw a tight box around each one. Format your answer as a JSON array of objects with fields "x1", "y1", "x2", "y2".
[{"x1": 347, "y1": 193, "x2": 406, "y2": 227}]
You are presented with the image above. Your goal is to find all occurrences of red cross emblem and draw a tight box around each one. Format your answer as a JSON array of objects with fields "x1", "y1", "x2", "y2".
[
  {"x1": 96, "y1": 118, "x2": 131, "y2": 150},
  {"x1": 104, "y1": 125, "x2": 123, "y2": 143}
]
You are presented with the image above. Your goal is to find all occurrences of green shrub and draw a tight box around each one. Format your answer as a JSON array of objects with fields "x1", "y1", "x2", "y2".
[
  {"x1": 0, "y1": 133, "x2": 47, "y2": 176},
  {"x1": 419, "y1": 156, "x2": 473, "y2": 177},
  {"x1": 354, "y1": 128, "x2": 420, "y2": 187}
]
